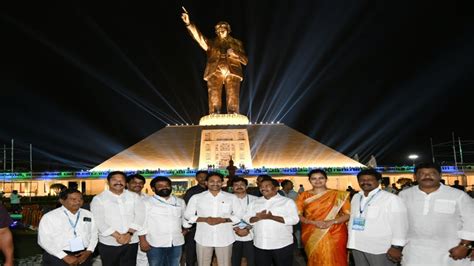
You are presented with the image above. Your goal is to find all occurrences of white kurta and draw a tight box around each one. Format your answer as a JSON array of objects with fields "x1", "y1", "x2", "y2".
[
  {"x1": 90, "y1": 190, "x2": 145, "y2": 246},
  {"x1": 184, "y1": 190, "x2": 242, "y2": 247},
  {"x1": 347, "y1": 188, "x2": 408, "y2": 254},
  {"x1": 399, "y1": 185, "x2": 474, "y2": 266},
  {"x1": 243, "y1": 194, "x2": 299, "y2": 250}
]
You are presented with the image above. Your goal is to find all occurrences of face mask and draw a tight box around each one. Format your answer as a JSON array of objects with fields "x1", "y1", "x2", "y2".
[{"x1": 156, "y1": 189, "x2": 172, "y2": 197}]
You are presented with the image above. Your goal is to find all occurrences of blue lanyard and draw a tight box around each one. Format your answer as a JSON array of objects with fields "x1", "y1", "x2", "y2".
[
  {"x1": 359, "y1": 189, "x2": 381, "y2": 216},
  {"x1": 64, "y1": 210, "x2": 80, "y2": 237},
  {"x1": 153, "y1": 195, "x2": 178, "y2": 207},
  {"x1": 241, "y1": 195, "x2": 249, "y2": 206}
]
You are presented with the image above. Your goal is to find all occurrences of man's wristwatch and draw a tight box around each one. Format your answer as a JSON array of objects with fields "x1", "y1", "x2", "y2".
[
  {"x1": 458, "y1": 242, "x2": 472, "y2": 249},
  {"x1": 391, "y1": 245, "x2": 403, "y2": 250}
]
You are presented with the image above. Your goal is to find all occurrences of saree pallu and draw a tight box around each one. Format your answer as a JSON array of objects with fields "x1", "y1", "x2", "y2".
[{"x1": 296, "y1": 190, "x2": 350, "y2": 266}]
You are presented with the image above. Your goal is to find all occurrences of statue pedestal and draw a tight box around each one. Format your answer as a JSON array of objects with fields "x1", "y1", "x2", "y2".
[
  {"x1": 199, "y1": 113, "x2": 250, "y2": 126},
  {"x1": 198, "y1": 114, "x2": 252, "y2": 170}
]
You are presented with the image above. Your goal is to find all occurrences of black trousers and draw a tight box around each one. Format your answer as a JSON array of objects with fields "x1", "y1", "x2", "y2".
[
  {"x1": 254, "y1": 243, "x2": 294, "y2": 266},
  {"x1": 98, "y1": 242, "x2": 138, "y2": 266},
  {"x1": 232, "y1": 240, "x2": 255, "y2": 266},
  {"x1": 42, "y1": 251, "x2": 92, "y2": 266},
  {"x1": 184, "y1": 226, "x2": 197, "y2": 266}
]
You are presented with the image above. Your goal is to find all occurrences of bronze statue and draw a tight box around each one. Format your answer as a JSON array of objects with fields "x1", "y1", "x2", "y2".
[{"x1": 182, "y1": 11, "x2": 248, "y2": 114}]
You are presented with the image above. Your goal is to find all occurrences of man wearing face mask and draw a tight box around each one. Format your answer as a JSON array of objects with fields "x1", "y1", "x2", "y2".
[{"x1": 138, "y1": 176, "x2": 189, "y2": 266}]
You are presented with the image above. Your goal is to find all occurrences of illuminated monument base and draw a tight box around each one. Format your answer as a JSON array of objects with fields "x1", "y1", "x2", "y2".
[
  {"x1": 198, "y1": 128, "x2": 252, "y2": 169},
  {"x1": 92, "y1": 120, "x2": 364, "y2": 171},
  {"x1": 199, "y1": 113, "x2": 250, "y2": 126},
  {"x1": 197, "y1": 114, "x2": 252, "y2": 169}
]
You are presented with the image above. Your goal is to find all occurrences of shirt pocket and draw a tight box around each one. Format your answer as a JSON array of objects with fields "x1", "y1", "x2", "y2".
[
  {"x1": 219, "y1": 203, "x2": 232, "y2": 215},
  {"x1": 366, "y1": 206, "x2": 380, "y2": 219},
  {"x1": 171, "y1": 206, "x2": 182, "y2": 217},
  {"x1": 433, "y1": 199, "x2": 456, "y2": 214}
]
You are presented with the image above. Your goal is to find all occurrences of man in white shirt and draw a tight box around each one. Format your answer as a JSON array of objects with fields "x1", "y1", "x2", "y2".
[
  {"x1": 347, "y1": 168, "x2": 408, "y2": 266},
  {"x1": 399, "y1": 162, "x2": 474, "y2": 266},
  {"x1": 184, "y1": 172, "x2": 242, "y2": 266},
  {"x1": 91, "y1": 171, "x2": 145, "y2": 266},
  {"x1": 182, "y1": 170, "x2": 208, "y2": 266},
  {"x1": 139, "y1": 176, "x2": 188, "y2": 266},
  {"x1": 244, "y1": 178, "x2": 299, "y2": 266},
  {"x1": 126, "y1": 174, "x2": 149, "y2": 266},
  {"x1": 38, "y1": 188, "x2": 98, "y2": 266},
  {"x1": 231, "y1": 177, "x2": 257, "y2": 266}
]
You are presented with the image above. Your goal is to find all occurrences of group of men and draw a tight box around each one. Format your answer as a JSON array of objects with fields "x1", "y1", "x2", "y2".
[
  {"x1": 34, "y1": 162, "x2": 474, "y2": 266},
  {"x1": 349, "y1": 162, "x2": 474, "y2": 266},
  {"x1": 37, "y1": 170, "x2": 299, "y2": 266}
]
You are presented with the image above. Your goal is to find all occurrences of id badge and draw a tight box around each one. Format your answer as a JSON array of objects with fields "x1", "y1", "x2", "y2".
[
  {"x1": 69, "y1": 237, "x2": 85, "y2": 252},
  {"x1": 352, "y1": 217, "x2": 366, "y2": 231}
]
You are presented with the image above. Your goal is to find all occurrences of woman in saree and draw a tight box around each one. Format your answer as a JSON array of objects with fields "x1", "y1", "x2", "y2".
[{"x1": 296, "y1": 169, "x2": 351, "y2": 266}]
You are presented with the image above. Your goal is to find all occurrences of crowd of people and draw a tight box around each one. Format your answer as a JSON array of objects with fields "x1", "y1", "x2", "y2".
[{"x1": 1, "y1": 162, "x2": 474, "y2": 266}]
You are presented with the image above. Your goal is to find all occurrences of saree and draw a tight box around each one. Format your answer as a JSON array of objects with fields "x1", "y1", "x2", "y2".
[{"x1": 296, "y1": 190, "x2": 350, "y2": 266}]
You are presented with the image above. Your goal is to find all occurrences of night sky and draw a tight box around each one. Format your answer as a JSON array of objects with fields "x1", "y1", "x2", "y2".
[{"x1": 1, "y1": 1, "x2": 473, "y2": 171}]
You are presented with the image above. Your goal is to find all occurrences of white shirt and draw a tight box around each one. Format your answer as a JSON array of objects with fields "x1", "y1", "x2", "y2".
[
  {"x1": 90, "y1": 189, "x2": 145, "y2": 246},
  {"x1": 399, "y1": 185, "x2": 474, "y2": 266},
  {"x1": 347, "y1": 188, "x2": 408, "y2": 254},
  {"x1": 141, "y1": 195, "x2": 187, "y2": 247},
  {"x1": 184, "y1": 190, "x2": 242, "y2": 247},
  {"x1": 136, "y1": 193, "x2": 149, "y2": 266},
  {"x1": 234, "y1": 194, "x2": 258, "y2": 242},
  {"x1": 38, "y1": 206, "x2": 98, "y2": 259},
  {"x1": 243, "y1": 194, "x2": 299, "y2": 250}
]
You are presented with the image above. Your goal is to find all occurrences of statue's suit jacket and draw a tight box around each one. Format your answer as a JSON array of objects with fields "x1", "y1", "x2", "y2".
[{"x1": 186, "y1": 23, "x2": 248, "y2": 81}]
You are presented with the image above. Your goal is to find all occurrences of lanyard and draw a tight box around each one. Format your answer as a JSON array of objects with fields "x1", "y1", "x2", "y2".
[
  {"x1": 153, "y1": 195, "x2": 178, "y2": 207},
  {"x1": 64, "y1": 210, "x2": 81, "y2": 237},
  {"x1": 359, "y1": 189, "x2": 381, "y2": 216}
]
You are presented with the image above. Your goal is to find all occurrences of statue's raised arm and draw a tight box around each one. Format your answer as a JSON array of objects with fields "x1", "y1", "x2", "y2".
[{"x1": 181, "y1": 12, "x2": 208, "y2": 51}]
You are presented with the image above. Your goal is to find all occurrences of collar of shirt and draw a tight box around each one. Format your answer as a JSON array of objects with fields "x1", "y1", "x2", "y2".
[
  {"x1": 358, "y1": 187, "x2": 381, "y2": 198},
  {"x1": 153, "y1": 195, "x2": 178, "y2": 206},
  {"x1": 415, "y1": 184, "x2": 444, "y2": 196},
  {"x1": 105, "y1": 189, "x2": 127, "y2": 198},
  {"x1": 204, "y1": 190, "x2": 224, "y2": 198},
  {"x1": 60, "y1": 206, "x2": 80, "y2": 217},
  {"x1": 263, "y1": 193, "x2": 282, "y2": 201}
]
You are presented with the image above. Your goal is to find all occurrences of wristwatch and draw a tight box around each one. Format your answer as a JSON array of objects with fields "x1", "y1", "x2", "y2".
[
  {"x1": 458, "y1": 242, "x2": 472, "y2": 249},
  {"x1": 391, "y1": 245, "x2": 403, "y2": 250},
  {"x1": 128, "y1": 232, "x2": 133, "y2": 236}
]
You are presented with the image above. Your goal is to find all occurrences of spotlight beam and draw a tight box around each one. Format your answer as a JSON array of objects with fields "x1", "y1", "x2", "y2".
[
  {"x1": 1, "y1": 14, "x2": 182, "y2": 126},
  {"x1": 83, "y1": 16, "x2": 189, "y2": 124}
]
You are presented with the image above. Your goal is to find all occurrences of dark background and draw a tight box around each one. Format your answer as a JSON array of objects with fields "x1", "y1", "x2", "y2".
[{"x1": 1, "y1": 1, "x2": 473, "y2": 171}]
